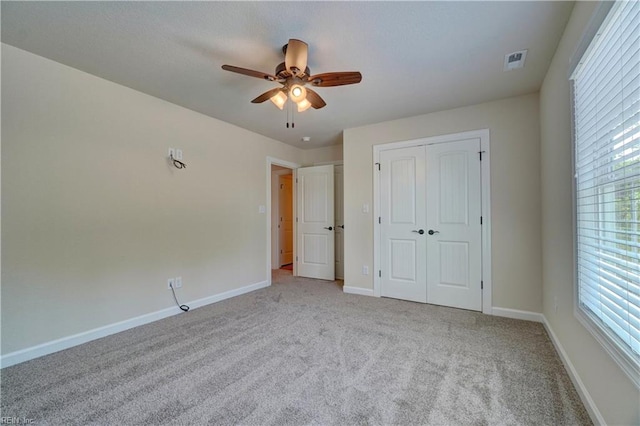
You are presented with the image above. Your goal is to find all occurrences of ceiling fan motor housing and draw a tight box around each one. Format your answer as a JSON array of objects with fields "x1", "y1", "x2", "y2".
[
  {"x1": 275, "y1": 62, "x2": 310, "y2": 80},
  {"x1": 283, "y1": 39, "x2": 308, "y2": 76}
]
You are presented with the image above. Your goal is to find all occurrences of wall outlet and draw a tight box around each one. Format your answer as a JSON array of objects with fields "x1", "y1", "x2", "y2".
[
  {"x1": 362, "y1": 265, "x2": 369, "y2": 275},
  {"x1": 175, "y1": 276, "x2": 182, "y2": 288},
  {"x1": 168, "y1": 278, "x2": 176, "y2": 290},
  {"x1": 175, "y1": 149, "x2": 183, "y2": 160}
]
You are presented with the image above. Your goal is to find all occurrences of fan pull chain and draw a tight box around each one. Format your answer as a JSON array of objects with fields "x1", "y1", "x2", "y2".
[
  {"x1": 285, "y1": 98, "x2": 295, "y2": 128},
  {"x1": 286, "y1": 99, "x2": 290, "y2": 128}
]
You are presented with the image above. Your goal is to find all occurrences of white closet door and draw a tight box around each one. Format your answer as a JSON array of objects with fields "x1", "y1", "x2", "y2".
[
  {"x1": 379, "y1": 146, "x2": 427, "y2": 303},
  {"x1": 426, "y1": 138, "x2": 482, "y2": 311}
]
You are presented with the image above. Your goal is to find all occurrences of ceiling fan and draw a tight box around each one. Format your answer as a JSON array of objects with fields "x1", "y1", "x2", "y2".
[{"x1": 222, "y1": 39, "x2": 362, "y2": 114}]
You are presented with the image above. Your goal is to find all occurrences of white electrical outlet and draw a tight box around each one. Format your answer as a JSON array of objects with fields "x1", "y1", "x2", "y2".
[
  {"x1": 362, "y1": 203, "x2": 369, "y2": 213},
  {"x1": 175, "y1": 149, "x2": 183, "y2": 160},
  {"x1": 168, "y1": 278, "x2": 175, "y2": 290},
  {"x1": 175, "y1": 277, "x2": 182, "y2": 288},
  {"x1": 168, "y1": 148, "x2": 175, "y2": 159},
  {"x1": 362, "y1": 265, "x2": 369, "y2": 275}
]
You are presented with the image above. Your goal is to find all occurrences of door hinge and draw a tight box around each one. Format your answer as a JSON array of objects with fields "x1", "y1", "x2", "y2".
[
  {"x1": 280, "y1": 249, "x2": 283, "y2": 254},
  {"x1": 479, "y1": 150, "x2": 486, "y2": 161},
  {"x1": 378, "y1": 216, "x2": 381, "y2": 224},
  {"x1": 481, "y1": 280, "x2": 484, "y2": 290},
  {"x1": 480, "y1": 216, "x2": 483, "y2": 225},
  {"x1": 296, "y1": 256, "x2": 298, "y2": 261},
  {"x1": 280, "y1": 184, "x2": 284, "y2": 189},
  {"x1": 296, "y1": 217, "x2": 298, "y2": 222},
  {"x1": 375, "y1": 162, "x2": 381, "y2": 171},
  {"x1": 379, "y1": 270, "x2": 382, "y2": 277},
  {"x1": 296, "y1": 178, "x2": 298, "y2": 183}
]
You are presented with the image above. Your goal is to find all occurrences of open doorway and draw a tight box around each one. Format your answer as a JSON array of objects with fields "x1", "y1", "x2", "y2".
[
  {"x1": 266, "y1": 158, "x2": 343, "y2": 284},
  {"x1": 271, "y1": 164, "x2": 294, "y2": 271}
]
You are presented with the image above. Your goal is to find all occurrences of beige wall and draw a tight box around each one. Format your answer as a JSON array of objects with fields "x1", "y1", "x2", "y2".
[
  {"x1": 539, "y1": 2, "x2": 639, "y2": 424},
  {"x1": 1, "y1": 45, "x2": 304, "y2": 354},
  {"x1": 343, "y1": 93, "x2": 542, "y2": 312},
  {"x1": 302, "y1": 144, "x2": 343, "y2": 165}
]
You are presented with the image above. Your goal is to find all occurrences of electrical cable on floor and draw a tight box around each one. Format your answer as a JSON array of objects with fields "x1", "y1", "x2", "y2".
[
  {"x1": 169, "y1": 283, "x2": 190, "y2": 312},
  {"x1": 169, "y1": 153, "x2": 187, "y2": 169}
]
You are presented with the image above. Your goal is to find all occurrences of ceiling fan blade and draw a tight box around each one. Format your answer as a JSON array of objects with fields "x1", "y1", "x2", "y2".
[
  {"x1": 285, "y1": 39, "x2": 308, "y2": 76},
  {"x1": 305, "y1": 88, "x2": 327, "y2": 109},
  {"x1": 251, "y1": 88, "x2": 283, "y2": 104},
  {"x1": 222, "y1": 65, "x2": 277, "y2": 81},
  {"x1": 309, "y1": 72, "x2": 362, "y2": 87}
]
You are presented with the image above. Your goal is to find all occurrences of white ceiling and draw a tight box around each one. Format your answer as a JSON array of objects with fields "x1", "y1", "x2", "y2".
[{"x1": 1, "y1": 1, "x2": 574, "y2": 149}]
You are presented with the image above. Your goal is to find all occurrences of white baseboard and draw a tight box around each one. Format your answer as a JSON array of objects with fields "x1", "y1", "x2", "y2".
[
  {"x1": 0, "y1": 280, "x2": 269, "y2": 369},
  {"x1": 187, "y1": 280, "x2": 269, "y2": 310},
  {"x1": 491, "y1": 307, "x2": 544, "y2": 323},
  {"x1": 343, "y1": 286, "x2": 375, "y2": 297},
  {"x1": 541, "y1": 316, "x2": 605, "y2": 426}
]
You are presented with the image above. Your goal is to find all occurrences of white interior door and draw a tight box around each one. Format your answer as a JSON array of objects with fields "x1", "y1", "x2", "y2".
[
  {"x1": 379, "y1": 147, "x2": 427, "y2": 303},
  {"x1": 426, "y1": 139, "x2": 482, "y2": 311},
  {"x1": 296, "y1": 165, "x2": 335, "y2": 280},
  {"x1": 278, "y1": 174, "x2": 294, "y2": 266},
  {"x1": 334, "y1": 165, "x2": 345, "y2": 280}
]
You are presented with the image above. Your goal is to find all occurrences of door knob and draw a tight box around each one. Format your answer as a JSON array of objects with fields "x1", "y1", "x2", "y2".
[
  {"x1": 428, "y1": 229, "x2": 439, "y2": 235},
  {"x1": 324, "y1": 226, "x2": 333, "y2": 231},
  {"x1": 412, "y1": 229, "x2": 425, "y2": 235}
]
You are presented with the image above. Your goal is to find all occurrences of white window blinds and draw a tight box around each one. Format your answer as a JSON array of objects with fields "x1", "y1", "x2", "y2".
[{"x1": 572, "y1": 0, "x2": 640, "y2": 368}]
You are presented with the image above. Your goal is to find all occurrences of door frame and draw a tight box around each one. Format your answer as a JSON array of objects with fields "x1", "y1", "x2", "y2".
[
  {"x1": 266, "y1": 157, "x2": 300, "y2": 285},
  {"x1": 372, "y1": 129, "x2": 493, "y2": 314}
]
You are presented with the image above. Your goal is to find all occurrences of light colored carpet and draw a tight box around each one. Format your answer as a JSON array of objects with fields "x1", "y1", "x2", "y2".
[{"x1": 1, "y1": 270, "x2": 591, "y2": 425}]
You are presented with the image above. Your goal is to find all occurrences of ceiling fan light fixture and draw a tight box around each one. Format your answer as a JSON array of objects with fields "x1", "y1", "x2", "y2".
[
  {"x1": 290, "y1": 85, "x2": 306, "y2": 103},
  {"x1": 270, "y1": 91, "x2": 287, "y2": 110},
  {"x1": 297, "y1": 98, "x2": 312, "y2": 112}
]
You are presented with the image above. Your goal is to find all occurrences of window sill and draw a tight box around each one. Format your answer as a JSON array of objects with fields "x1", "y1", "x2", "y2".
[{"x1": 574, "y1": 307, "x2": 640, "y2": 389}]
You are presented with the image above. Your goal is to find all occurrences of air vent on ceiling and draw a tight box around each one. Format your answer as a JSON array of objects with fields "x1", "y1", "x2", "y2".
[{"x1": 504, "y1": 49, "x2": 528, "y2": 71}]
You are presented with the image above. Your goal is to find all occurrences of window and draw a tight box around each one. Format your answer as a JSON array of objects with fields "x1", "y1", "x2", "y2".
[{"x1": 572, "y1": 0, "x2": 639, "y2": 384}]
